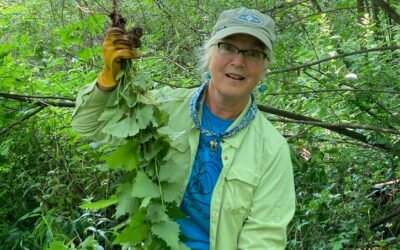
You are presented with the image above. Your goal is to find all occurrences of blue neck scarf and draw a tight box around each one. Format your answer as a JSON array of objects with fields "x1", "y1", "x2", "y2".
[{"x1": 190, "y1": 76, "x2": 258, "y2": 139}]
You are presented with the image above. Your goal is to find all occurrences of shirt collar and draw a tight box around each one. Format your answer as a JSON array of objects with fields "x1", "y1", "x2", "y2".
[{"x1": 190, "y1": 78, "x2": 258, "y2": 141}]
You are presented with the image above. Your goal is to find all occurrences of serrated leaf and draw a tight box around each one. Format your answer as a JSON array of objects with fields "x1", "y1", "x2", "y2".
[
  {"x1": 132, "y1": 74, "x2": 151, "y2": 90},
  {"x1": 103, "y1": 140, "x2": 140, "y2": 170},
  {"x1": 115, "y1": 182, "x2": 138, "y2": 218},
  {"x1": 147, "y1": 202, "x2": 169, "y2": 223},
  {"x1": 151, "y1": 220, "x2": 180, "y2": 249},
  {"x1": 159, "y1": 158, "x2": 180, "y2": 182},
  {"x1": 79, "y1": 195, "x2": 118, "y2": 210},
  {"x1": 102, "y1": 116, "x2": 130, "y2": 138},
  {"x1": 143, "y1": 137, "x2": 169, "y2": 161},
  {"x1": 120, "y1": 87, "x2": 137, "y2": 107},
  {"x1": 152, "y1": 107, "x2": 169, "y2": 127},
  {"x1": 114, "y1": 210, "x2": 149, "y2": 244},
  {"x1": 127, "y1": 114, "x2": 140, "y2": 137},
  {"x1": 99, "y1": 106, "x2": 125, "y2": 122},
  {"x1": 161, "y1": 182, "x2": 181, "y2": 202},
  {"x1": 136, "y1": 105, "x2": 154, "y2": 129},
  {"x1": 132, "y1": 171, "x2": 160, "y2": 198}
]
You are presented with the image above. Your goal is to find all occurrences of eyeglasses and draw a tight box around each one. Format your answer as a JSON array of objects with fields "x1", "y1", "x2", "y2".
[{"x1": 216, "y1": 42, "x2": 268, "y2": 62}]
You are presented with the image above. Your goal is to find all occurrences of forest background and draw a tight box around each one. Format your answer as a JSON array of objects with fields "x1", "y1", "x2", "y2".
[{"x1": 0, "y1": 0, "x2": 399, "y2": 249}]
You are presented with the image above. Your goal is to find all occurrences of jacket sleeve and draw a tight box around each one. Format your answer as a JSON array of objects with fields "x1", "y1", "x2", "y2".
[
  {"x1": 71, "y1": 82, "x2": 124, "y2": 145},
  {"x1": 237, "y1": 142, "x2": 296, "y2": 250}
]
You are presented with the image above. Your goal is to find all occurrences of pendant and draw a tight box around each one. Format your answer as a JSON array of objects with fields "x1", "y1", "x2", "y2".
[{"x1": 210, "y1": 140, "x2": 218, "y2": 151}]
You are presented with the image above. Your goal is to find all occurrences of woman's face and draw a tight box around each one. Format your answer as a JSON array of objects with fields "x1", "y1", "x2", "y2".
[{"x1": 208, "y1": 34, "x2": 268, "y2": 103}]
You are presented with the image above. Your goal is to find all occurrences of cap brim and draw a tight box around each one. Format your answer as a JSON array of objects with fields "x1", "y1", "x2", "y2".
[{"x1": 212, "y1": 26, "x2": 273, "y2": 51}]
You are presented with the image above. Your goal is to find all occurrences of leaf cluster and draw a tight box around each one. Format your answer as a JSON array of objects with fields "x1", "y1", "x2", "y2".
[{"x1": 79, "y1": 67, "x2": 188, "y2": 249}]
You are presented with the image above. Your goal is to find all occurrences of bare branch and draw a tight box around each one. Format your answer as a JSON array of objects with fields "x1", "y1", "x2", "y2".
[
  {"x1": 269, "y1": 46, "x2": 400, "y2": 75},
  {"x1": 159, "y1": 56, "x2": 201, "y2": 81},
  {"x1": 258, "y1": 104, "x2": 391, "y2": 151},
  {"x1": 1, "y1": 91, "x2": 396, "y2": 150},
  {"x1": 370, "y1": 206, "x2": 400, "y2": 229},
  {"x1": 269, "y1": 117, "x2": 400, "y2": 135},
  {"x1": 263, "y1": 88, "x2": 400, "y2": 96},
  {"x1": 0, "y1": 92, "x2": 75, "y2": 108},
  {"x1": 0, "y1": 106, "x2": 45, "y2": 135},
  {"x1": 0, "y1": 92, "x2": 75, "y2": 101}
]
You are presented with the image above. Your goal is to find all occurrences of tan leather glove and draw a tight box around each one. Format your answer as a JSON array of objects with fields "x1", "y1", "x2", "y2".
[{"x1": 97, "y1": 27, "x2": 141, "y2": 90}]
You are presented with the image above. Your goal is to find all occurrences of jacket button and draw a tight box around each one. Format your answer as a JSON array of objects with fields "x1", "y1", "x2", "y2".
[{"x1": 223, "y1": 156, "x2": 228, "y2": 160}]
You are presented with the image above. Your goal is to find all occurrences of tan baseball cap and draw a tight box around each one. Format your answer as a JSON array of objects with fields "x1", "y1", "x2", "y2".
[{"x1": 211, "y1": 7, "x2": 276, "y2": 52}]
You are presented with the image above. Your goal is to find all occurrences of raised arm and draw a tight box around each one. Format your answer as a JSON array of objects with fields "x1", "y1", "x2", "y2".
[{"x1": 71, "y1": 28, "x2": 140, "y2": 144}]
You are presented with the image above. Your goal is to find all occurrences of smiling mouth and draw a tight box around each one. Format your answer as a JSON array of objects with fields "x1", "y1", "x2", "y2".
[{"x1": 226, "y1": 73, "x2": 245, "y2": 80}]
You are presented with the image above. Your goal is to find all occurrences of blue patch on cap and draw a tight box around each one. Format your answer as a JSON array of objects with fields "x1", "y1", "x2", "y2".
[{"x1": 236, "y1": 13, "x2": 263, "y2": 25}]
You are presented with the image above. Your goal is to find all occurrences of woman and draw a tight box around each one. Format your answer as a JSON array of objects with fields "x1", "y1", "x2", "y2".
[{"x1": 72, "y1": 7, "x2": 295, "y2": 250}]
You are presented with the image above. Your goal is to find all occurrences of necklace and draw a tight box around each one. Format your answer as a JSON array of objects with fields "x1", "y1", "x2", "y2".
[
  {"x1": 203, "y1": 104, "x2": 218, "y2": 151},
  {"x1": 209, "y1": 140, "x2": 218, "y2": 151},
  {"x1": 202, "y1": 103, "x2": 230, "y2": 152}
]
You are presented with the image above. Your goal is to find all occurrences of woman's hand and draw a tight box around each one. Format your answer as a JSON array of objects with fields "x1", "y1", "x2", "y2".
[{"x1": 97, "y1": 27, "x2": 141, "y2": 90}]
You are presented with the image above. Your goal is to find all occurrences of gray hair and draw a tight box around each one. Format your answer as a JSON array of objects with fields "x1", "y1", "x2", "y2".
[
  {"x1": 196, "y1": 36, "x2": 272, "y2": 80},
  {"x1": 196, "y1": 37, "x2": 216, "y2": 80}
]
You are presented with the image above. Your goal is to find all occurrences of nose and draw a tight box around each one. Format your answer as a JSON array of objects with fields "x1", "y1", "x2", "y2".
[{"x1": 230, "y1": 52, "x2": 245, "y2": 67}]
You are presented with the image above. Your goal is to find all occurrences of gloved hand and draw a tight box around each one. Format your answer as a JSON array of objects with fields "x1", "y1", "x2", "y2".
[{"x1": 97, "y1": 27, "x2": 141, "y2": 90}]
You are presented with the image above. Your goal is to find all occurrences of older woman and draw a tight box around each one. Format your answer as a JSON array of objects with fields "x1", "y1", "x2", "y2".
[{"x1": 72, "y1": 7, "x2": 295, "y2": 250}]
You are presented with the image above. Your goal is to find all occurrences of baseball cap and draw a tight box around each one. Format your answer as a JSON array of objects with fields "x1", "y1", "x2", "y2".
[{"x1": 210, "y1": 7, "x2": 276, "y2": 52}]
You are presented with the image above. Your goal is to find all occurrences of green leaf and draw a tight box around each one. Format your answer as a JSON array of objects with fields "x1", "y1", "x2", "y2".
[
  {"x1": 143, "y1": 137, "x2": 169, "y2": 161},
  {"x1": 147, "y1": 202, "x2": 169, "y2": 223},
  {"x1": 136, "y1": 105, "x2": 154, "y2": 129},
  {"x1": 80, "y1": 195, "x2": 118, "y2": 210},
  {"x1": 151, "y1": 220, "x2": 180, "y2": 250},
  {"x1": 102, "y1": 116, "x2": 130, "y2": 138},
  {"x1": 103, "y1": 140, "x2": 140, "y2": 170},
  {"x1": 132, "y1": 171, "x2": 160, "y2": 198},
  {"x1": 161, "y1": 182, "x2": 181, "y2": 202},
  {"x1": 152, "y1": 107, "x2": 169, "y2": 127},
  {"x1": 114, "y1": 210, "x2": 149, "y2": 244},
  {"x1": 115, "y1": 182, "x2": 138, "y2": 218},
  {"x1": 46, "y1": 241, "x2": 67, "y2": 250},
  {"x1": 103, "y1": 114, "x2": 141, "y2": 138},
  {"x1": 159, "y1": 158, "x2": 180, "y2": 182},
  {"x1": 140, "y1": 197, "x2": 152, "y2": 208}
]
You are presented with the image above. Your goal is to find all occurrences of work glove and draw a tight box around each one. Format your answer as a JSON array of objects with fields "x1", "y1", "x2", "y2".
[{"x1": 97, "y1": 27, "x2": 141, "y2": 90}]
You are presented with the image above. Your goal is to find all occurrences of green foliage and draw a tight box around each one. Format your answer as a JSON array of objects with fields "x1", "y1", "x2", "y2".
[
  {"x1": 74, "y1": 63, "x2": 184, "y2": 248},
  {"x1": 0, "y1": 0, "x2": 399, "y2": 249}
]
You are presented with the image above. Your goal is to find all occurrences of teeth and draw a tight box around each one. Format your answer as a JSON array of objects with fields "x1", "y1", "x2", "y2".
[{"x1": 227, "y1": 74, "x2": 244, "y2": 80}]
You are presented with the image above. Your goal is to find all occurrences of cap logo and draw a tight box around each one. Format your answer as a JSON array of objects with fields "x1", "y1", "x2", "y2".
[{"x1": 235, "y1": 13, "x2": 263, "y2": 25}]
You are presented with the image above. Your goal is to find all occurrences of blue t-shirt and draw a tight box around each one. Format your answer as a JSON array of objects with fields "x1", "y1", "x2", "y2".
[{"x1": 177, "y1": 103, "x2": 233, "y2": 250}]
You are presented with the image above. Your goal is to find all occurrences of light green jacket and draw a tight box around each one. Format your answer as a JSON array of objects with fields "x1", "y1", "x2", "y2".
[{"x1": 72, "y1": 82, "x2": 296, "y2": 250}]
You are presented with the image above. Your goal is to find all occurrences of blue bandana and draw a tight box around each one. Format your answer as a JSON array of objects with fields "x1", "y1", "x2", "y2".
[{"x1": 190, "y1": 78, "x2": 258, "y2": 139}]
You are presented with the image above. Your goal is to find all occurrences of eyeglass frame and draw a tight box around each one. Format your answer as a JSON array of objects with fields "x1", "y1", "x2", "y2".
[{"x1": 214, "y1": 42, "x2": 269, "y2": 62}]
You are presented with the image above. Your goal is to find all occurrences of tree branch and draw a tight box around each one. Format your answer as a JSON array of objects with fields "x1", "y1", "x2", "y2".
[
  {"x1": 0, "y1": 92, "x2": 75, "y2": 101},
  {"x1": 372, "y1": 0, "x2": 400, "y2": 25},
  {"x1": 0, "y1": 106, "x2": 45, "y2": 135},
  {"x1": 269, "y1": 46, "x2": 400, "y2": 75},
  {"x1": 0, "y1": 92, "x2": 75, "y2": 108},
  {"x1": 269, "y1": 117, "x2": 400, "y2": 135},
  {"x1": 263, "y1": 88, "x2": 400, "y2": 96},
  {"x1": 258, "y1": 104, "x2": 391, "y2": 151},
  {"x1": 1, "y1": 91, "x2": 396, "y2": 150},
  {"x1": 370, "y1": 206, "x2": 400, "y2": 229}
]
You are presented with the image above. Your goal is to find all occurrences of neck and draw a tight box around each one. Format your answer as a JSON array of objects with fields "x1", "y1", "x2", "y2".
[{"x1": 205, "y1": 86, "x2": 249, "y2": 120}]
